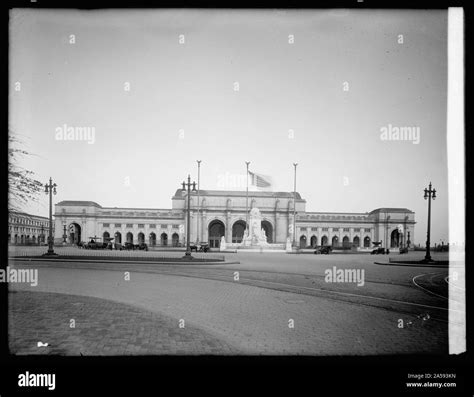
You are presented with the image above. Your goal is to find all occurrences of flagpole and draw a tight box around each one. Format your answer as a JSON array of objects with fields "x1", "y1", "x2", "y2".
[
  {"x1": 245, "y1": 161, "x2": 250, "y2": 234},
  {"x1": 196, "y1": 160, "x2": 201, "y2": 244},
  {"x1": 293, "y1": 163, "x2": 298, "y2": 247}
]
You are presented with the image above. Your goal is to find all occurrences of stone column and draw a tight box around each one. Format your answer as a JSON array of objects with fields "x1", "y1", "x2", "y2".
[
  {"x1": 274, "y1": 212, "x2": 278, "y2": 244},
  {"x1": 201, "y1": 212, "x2": 207, "y2": 242},
  {"x1": 225, "y1": 211, "x2": 231, "y2": 243}
]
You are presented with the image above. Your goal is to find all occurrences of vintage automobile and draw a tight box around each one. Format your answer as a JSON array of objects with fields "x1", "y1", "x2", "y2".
[
  {"x1": 137, "y1": 242, "x2": 148, "y2": 251},
  {"x1": 120, "y1": 242, "x2": 148, "y2": 251},
  {"x1": 190, "y1": 242, "x2": 210, "y2": 253},
  {"x1": 83, "y1": 237, "x2": 108, "y2": 249},
  {"x1": 121, "y1": 242, "x2": 135, "y2": 251},
  {"x1": 314, "y1": 246, "x2": 332, "y2": 255},
  {"x1": 371, "y1": 247, "x2": 390, "y2": 255},
  {"x1": 399, "y1": 246, "x2": 408, "y2": 254}
]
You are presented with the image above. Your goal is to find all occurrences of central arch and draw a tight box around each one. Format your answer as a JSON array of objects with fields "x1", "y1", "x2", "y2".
[
  {"x1": 299, "y1": 235, "x2": 307, "y2": 248},
  {"x1": 160, "y1": 232, "x2": 168, "y2": 246},
  {"x1": 353, "y1": 236, "x2": 360, "y2": 247},
  {"x1": 208, "y1": 220, "x2": 225, "y2": 248},
  {"x1": 149, "y1": 232, "x2": 156, "y2": 246},
  {"x1": 390, "y1": 229, "x2": 400, "y2": 248},
  {"x1": 69, "y1": 222, "x2": 82, "y2": 244},
  {"x1": 172, "y1": 233, "x2": 179, "y2": 247},
  {"x1": 342, "y1": 235, "x2": 350, "y2": 248},
  {"x1": 232, "y1": 220, "x2": 247, "y2": 243},
  {"x1": 310, "y1": 235, "x2": 317, "y2": 248},
  {"x1": 321, "y1": 235, "x2": 328, "y2": 246},
  {"x1": 364, "y1": 236, "x2": 371, "y2": 247},
  {"x1": 261, "y1": 220, "x2": 273, "y2": 243}
]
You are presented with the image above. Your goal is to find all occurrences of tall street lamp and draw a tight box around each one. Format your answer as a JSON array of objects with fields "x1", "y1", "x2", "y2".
[
  {"x1": 292, "y1": 163, "x2": 298, "y2": 247},
  {"x1": 44, "y1": 177, "x2": 57, "y2": 256},
  {"x1": 182, "y1": 175, "x2": 196, "y2": 258},
  {"x1": 245, "y1": 161, "x2": 250, "y2": 234},
  {"x1": 196, "y1": 160, "x2": 202, "y2": 244},
  {"x1": 423, "y1": 182, "x2": 436, "y2": 262}
]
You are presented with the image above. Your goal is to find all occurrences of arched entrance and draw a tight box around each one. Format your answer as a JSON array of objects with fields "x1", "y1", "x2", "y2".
[
  {"x1": 261, "y1": 220, "x2": 273, "y2": 243},
  {"x1": 160, "y1": 232, "x2": 168, "y2": 246},
  {"x1": 332, "y1": 235, "x2": 339, "y2": 247},
  {"x1": 103, "y1": 231, "x2": 110, "y2": 243},
  {"x1": 208, "y1": 220, "x2": 225, "y2": 248},
  {"x1": 390, "y1": 229, "x2": 400, "y2": 248},
  {"x1": 310, "y1": 235, "x2": 317, "y2": 248},
  {"x1": 149, "y1": 232, "x2": 156, "y2": 246},
  {"x1": 342, "y1": 235, "x2": 350, "y2": 248},
  {"x1": 114, "y1": 232, "x2": 122, "y2": 244},
  {"x1": 353, "y1": 236, "x2": 360, "y2": 247},
  {"x1": 299, "y1": 235, "x2": 307, "y2": 248},
  {"x1": 69, "y1": 223, "x2": 82, "y2": 244},
  {"x1": 138, "y1": 232, "x2": 145, "y2": 244},
  {"x1": 172, "y1": 233, "x2": 179, "y2": 247},
  {"x1": 321, "y1": 235, "x2": 328, "y2": 246},
  {"x1": 126, "y1": 232, "x2": 133, "y2": 244},
  {"x1": 32, "y1": 235, "x2": 36, "y2": 244},
  {"x1": 364, "y1": 236, "x2": 371, "y2": 247},
  {"x1": 232, "y1": 220, "x2": 246, "y2": 243}
]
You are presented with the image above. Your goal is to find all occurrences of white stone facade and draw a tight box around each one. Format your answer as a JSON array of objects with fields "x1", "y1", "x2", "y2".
[{"x1": 54, "y1": 190, "x2": 416, "y2": 249}]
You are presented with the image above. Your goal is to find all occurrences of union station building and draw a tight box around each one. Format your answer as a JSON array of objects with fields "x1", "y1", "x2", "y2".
[{"x1": 54, "y1": 189, "x2": 416, "y2": 250}]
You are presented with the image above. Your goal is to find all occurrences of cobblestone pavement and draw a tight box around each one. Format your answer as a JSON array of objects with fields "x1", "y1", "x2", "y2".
[
  {"x1": 8, "y1": 263, "x2": 448, "y2": 355},
  {"x1": 9, "y1": 291, "x2": 238, "y2": 355}
]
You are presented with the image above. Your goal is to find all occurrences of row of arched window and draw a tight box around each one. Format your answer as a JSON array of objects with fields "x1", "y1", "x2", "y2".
[
  {"x1": 103, "y1": 231, "x2": 181, "y2": 246},
  {"x1": 301, "y1": 235, "x2": 371, "y2": 248}
]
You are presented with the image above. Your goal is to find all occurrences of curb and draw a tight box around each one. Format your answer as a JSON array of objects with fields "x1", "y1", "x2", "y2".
[
  {"x1": 9, "y1": 257, "x2": 240, "y2": 266},
  {"x1": 374, "y1": 261, "x2": 449, "y2": 268}
]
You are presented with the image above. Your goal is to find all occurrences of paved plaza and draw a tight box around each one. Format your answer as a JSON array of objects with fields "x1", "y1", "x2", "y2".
[{"x1": 8, "y1": 249, "x2": 454, "y2": 355}]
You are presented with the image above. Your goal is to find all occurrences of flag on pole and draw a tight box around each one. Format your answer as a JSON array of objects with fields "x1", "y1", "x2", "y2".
[{"x1": 248, "y1": 171, "x2": 273, "y2": 191}]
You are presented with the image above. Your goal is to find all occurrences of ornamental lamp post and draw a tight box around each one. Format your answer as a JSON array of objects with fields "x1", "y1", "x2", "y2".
[
  {"x1": 423, "y1": 182, "x2": 436, "y2": 262},
  {"x1": 245, "y1": 161, "x2": 250, "y2": 235},
  {"x1": 182, "y1": 175, "x2": 197, "y2": 259},
  {"x1": 44, "y1": 177, "x2": 58, "y2": 256},
  {"x1": 63, "y1": 223, "x2": 67, "y2": 244}
]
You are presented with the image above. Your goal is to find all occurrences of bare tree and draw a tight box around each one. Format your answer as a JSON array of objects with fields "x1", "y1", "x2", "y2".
[{"x1": 9, "y1": 132, "x2": 43, "y2": 213}]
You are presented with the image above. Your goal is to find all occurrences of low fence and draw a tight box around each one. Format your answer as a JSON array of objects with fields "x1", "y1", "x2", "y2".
[{"x1": 8, "y1": 246, "x2": 225, "y2": 262}]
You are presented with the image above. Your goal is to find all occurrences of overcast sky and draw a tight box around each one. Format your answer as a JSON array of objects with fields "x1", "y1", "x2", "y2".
[{"x1": 9, "y1": 8, "x2": 450, "y2": 244}]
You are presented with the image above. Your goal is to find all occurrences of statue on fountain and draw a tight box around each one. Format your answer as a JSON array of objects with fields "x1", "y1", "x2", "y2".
[{"x1": 240, "y1": 207, "x2": 269, "y2": 248}]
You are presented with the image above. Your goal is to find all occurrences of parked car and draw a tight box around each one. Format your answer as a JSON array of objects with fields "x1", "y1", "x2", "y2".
[
  {"x1": 190, "y1": 242, "x2": 210, "y2": 253},
  {"x1": 84, "y1": 238, "x2": 108, "y2": 249},
  {"x1": 314, "y1": 246, "x2": 331, "y2": 255},
  {"x1": 121, "y1": 242, "x2": 135, "y2": 251},
  {"x1": 371, "y1": 247, "x2": 390, "y2": 255},
  {"x1": 137, "y1": 242, "x2": 148, "y2": 251}
]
